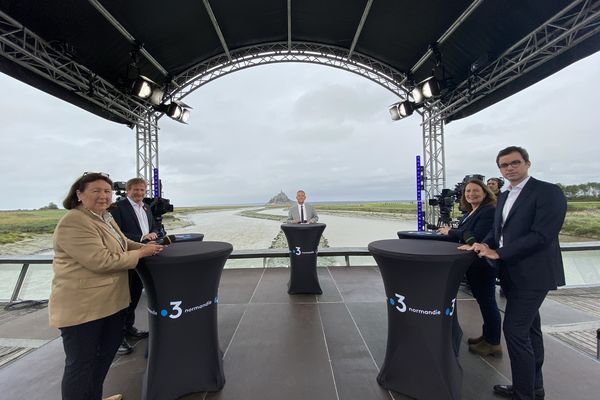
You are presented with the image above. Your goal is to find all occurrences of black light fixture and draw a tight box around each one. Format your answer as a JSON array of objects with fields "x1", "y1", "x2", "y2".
[
  {"x1": 156, "y1": 100, "x2": 192, "y2": 124},
  {"x1": 389, "y1": 104, "x2": 401, "y2": 121},
  {"x1": 410, "y1": 76, "x2": 442, "y2": 104},
  {"x1": 420, "y1": 76, "x2": 442, "y2": 99},
  {"x1": 132, "y1": 75, "x2": 165, "y2": 106},
  {"x1": 398, "y1": 100, "x2": 414, "y2": 117}
]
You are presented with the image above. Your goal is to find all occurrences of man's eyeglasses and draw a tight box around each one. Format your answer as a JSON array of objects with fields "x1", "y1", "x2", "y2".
[
  {"x1": 498, "y1": 160, "x2": 523, "y2": 170},
  {"x1": 83, "y1": 172, "x2": 110, "y2": 178}
]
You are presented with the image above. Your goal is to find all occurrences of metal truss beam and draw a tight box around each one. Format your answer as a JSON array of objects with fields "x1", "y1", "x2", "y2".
[
  {"x1": 136, "y1": 112, "x2": 159, "y2": 193},
  {"x1": 410, "y1": 0, "x2": 483, "y2": 74},
  {"x1": 203, "y1": 0, "x2": 231, "y2": 61},
  {"x1": 435, "y1": 0, "x2": 600, "y2": 121},
  {"x1": 0, "y1": 9, "x2": 153, "y2": 126},
  {"x1": 348, "y1": 0, "x2": 374, "y2": 59},
  {"x1": 421, "y1": 107, "x2": 445, "y2": 227},
  {"x1": 167, "y1": 42, "x2": 410, "y2": 102},
  {"x1": 87, "y1": 0, "x2": 168, "y2": 77},
  {"x1": 287, "y1": 0, "x2": 292, "y2": 50}
]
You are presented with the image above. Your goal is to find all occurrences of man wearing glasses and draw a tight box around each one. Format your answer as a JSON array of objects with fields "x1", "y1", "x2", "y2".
[{"x1": 464, "y1": 146, "x2": 567, "y2": 400}]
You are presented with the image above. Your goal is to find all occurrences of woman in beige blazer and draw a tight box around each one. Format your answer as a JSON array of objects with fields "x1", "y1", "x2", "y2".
[{"x1": 49, "y1": 173, "x2": 164, "y2": 400}]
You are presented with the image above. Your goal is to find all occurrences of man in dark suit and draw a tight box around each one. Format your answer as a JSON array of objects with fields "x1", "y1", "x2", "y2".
[
  {"x1": 110, "y1": 177, "x2": 161, "y2": 354},
  {"x1": 467, "y1": 146, "x2": 567, "y2": 400}
]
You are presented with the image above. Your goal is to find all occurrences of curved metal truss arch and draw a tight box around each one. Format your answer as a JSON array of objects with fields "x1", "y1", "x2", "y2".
[{"x1": 164, "y1": 42, "x2": 412, "y2": 106}]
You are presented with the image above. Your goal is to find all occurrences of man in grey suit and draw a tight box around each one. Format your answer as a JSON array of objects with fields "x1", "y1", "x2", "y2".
[{"x1": 287, "y1": 190, "x2": 318, "y2": 224}]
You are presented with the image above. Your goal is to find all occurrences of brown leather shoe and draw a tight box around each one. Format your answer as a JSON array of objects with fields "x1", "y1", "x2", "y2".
[
  {"x1": 467, "y1": 335, "x2": 484, "y2": 345},
  {"x1": 492, "y1": 384, "x2": 544, "y2": 399},
  {"x1": 469, "y1": 340, "x2": 503, "y2": 357}
]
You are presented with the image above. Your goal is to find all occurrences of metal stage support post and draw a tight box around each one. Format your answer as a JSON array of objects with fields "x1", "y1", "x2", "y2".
[
  {"x1": 136, "y1": 112, "x2": 159, "y2": 195},
  {"x1": 421, "y1": 106, "x2": 445, "y2": 228}
]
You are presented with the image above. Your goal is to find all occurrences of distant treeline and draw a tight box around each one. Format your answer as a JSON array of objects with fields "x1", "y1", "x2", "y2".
[{"x1": 557, "y1": 182, "x2": 600, "y2": 200}]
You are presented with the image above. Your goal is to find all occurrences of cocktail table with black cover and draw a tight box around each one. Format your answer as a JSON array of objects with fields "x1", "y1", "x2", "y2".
[
  {"x1": 368, "y1": 239, "x2": 475, "y2": 400},
  {"x1": 280, "y1": 223, "x2": 326, "y2": 294},
  {"x1": 137, "y1": 240, "x2": 233, "y2": 400}
]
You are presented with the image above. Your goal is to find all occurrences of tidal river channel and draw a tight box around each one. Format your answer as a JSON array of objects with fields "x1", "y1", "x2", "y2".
[{"x1": 0, "y1": 207, "x2": 418, "y2": 300}]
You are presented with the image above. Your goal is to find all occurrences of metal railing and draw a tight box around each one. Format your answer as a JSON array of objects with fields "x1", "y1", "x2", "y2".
[
  {"x1": 0, "y1": 247, "x2": 372, "y2": 304},
  {"x1": 1, "y1": 242, "x2": 599, "y2": 305}
]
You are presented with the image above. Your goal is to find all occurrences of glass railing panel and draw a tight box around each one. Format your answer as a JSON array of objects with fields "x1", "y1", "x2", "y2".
[
  {"x1": 17, "y1": 264, "x2": 53, "y2": 300},
  {"x1": 0, "y1": 263, "x2": 23, "y2": 301},
  {"x1": 562, "y1": 250, "x2": 600, "y2": 286}
]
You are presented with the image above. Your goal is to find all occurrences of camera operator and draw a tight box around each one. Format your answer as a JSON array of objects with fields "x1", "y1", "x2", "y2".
[
  {"x1": 437, "y1": 179, "x2": 502, "y2": 357},
  {"x1": 110, "y1": 178, "x2": 161, "y2": 355},
  {"x1": 487, "y1": 177, "x2": 504, "y2": 196}
]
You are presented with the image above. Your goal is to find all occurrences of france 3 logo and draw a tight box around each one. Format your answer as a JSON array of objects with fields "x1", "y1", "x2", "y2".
[
  {"x1": 388, "y1": 292, "x2": 456, "y2": 317},
  {"x1": 154, "y1": 296, "x2": 219, "y2": 319}
]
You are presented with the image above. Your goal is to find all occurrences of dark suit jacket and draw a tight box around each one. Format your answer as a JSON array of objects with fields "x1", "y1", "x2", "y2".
[
  {"x1": 483, "y1": 177, "x2": 567, "y2": 291},
  {"x1": 110, "y1": 198, "x2": 160, "y2": 242},
  {"x1": 447, "y1": 204, "x2": 495, "y2": 244}
]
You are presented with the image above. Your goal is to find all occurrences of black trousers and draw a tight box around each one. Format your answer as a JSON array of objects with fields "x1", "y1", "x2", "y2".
[
  {"x1": 502, "y1": 287, "x2": 548, "y2": 400},
  {"x1": 466, "y1": 260, "x2": 502, "y2": 344},
  {"x1": 60, "y1": 310, "x2": 126, "y2": 400},
  {"x1": 124, "y1": 267, "x2": 144, "y2": 330}
]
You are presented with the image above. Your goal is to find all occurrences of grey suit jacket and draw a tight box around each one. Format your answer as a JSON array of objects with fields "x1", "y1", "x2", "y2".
[{"x1": 287, "y1": 203, "x2": 318, "y2": 223}]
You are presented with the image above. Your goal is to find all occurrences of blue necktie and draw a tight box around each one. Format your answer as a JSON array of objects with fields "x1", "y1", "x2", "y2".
[{"x1": 300, "y1": 205, "x2": 305, "y2": 223}]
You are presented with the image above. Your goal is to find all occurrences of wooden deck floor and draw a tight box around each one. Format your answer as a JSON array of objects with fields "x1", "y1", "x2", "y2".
[{"x1": 0, "y1": 266, "x2": 599, "y2": 399}]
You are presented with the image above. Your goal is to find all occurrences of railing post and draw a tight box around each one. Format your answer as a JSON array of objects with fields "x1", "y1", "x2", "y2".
[
  {"x1": 345, "y1": 255, "x2": 350, "y2": 267},
  {"x1": 596, "y1": 329, "x2": 600, "y2": 360},
  {"x1": 10, "y1": 263, "x2": 30, "y2": 303}
]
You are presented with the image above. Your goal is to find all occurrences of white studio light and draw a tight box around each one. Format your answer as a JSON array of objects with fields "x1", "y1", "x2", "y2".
[
  {"x1": 398, "y1": 100, "x2": 414, "y2": 117},
  {"x1": 389, "y1": 104, "x2": 401, "y2": 121},
  {"x1": 149, "y1": 87, "x2": 165, "y2": 106},
  {"x1": 133, "y1": 78, "x2": 152, "y2": 99},
  {"x1": 421, "y1": 77, "x2": 441, "y2": 98},
  {"x1": 411, "y1": 86, "x2": 424, "y2": 104},
  {"x1": 180, "y1": 109, "x2": 191, "y2": 123}
]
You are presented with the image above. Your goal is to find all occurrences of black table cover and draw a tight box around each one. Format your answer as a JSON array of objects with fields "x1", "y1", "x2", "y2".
[
  {"x1": 280, "y1": 223, "x2": 326, "y2": 294},
  {"x1": 137, "y1": 240, "x2": 233, "y2": 400},
  {"x1": 369, "y1": 239, "x2": 475, "y2": 400},
  {"x1": 397, "y1": 230, "x2": 454, "y2": 241}
]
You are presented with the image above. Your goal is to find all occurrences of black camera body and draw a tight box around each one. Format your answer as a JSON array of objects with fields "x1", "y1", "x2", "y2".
[
  {"x1": 427, "y1": 174, "x2": 485, "y2": 228},
  {"x1": 143, "y1": 197, "x2": 173, "y2": 237},
  {"x1": 112, "y1": 181, "x2": 127, "y2": 202}
]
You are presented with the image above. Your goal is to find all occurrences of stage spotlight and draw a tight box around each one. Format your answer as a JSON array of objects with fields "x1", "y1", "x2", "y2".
[
  {"x1": 420, "y1": 76, "x2": 441, "y2": 98},
  {"x1": 398, "y1": 100, "x2": 414, "y2": 117},
  {"x1": 411, "y1": 86, "x2": 425, "y2": 104},
  {"x1": 132, "y1": 75, "x2": 165, "y2": 106},
  {"x1": 156, "y1": 100, "x2": 192, "y2": 123},
  {"x1": 389, "y1": 104, "x2": 401, "y2": 121}
]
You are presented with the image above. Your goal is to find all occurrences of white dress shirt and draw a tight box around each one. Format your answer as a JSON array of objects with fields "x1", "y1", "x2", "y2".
[
  {"x1": 500, "y1": 176, "x2": 530, "y2": 247},
  {"x1": 127, "y1": 197, "x2": 150, "y2": 239}
]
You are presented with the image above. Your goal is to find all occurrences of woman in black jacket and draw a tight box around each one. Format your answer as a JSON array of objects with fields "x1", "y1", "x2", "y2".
[{"x1": 438, "y1": 179, "x2": 502, "y2": 356}]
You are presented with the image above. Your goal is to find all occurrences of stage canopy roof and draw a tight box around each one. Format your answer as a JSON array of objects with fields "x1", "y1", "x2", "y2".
[{"x1": 1, "y1": 0, "x2": 599, "y2": 126}]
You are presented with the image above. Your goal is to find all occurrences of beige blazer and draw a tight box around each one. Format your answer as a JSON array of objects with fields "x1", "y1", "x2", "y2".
[{"x1": 49, "y1": 206, "x2": 144, "y2": 328}]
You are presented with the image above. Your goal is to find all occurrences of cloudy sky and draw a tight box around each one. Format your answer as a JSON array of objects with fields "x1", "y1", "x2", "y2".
[{"x1": 1, "y1": 51, "x2": 599, "y2": 210}]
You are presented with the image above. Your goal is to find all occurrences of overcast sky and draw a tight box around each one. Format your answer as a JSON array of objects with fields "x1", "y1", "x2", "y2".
[{"x1": 1, "y1": 51, "x2": 599, "y2": 210}]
